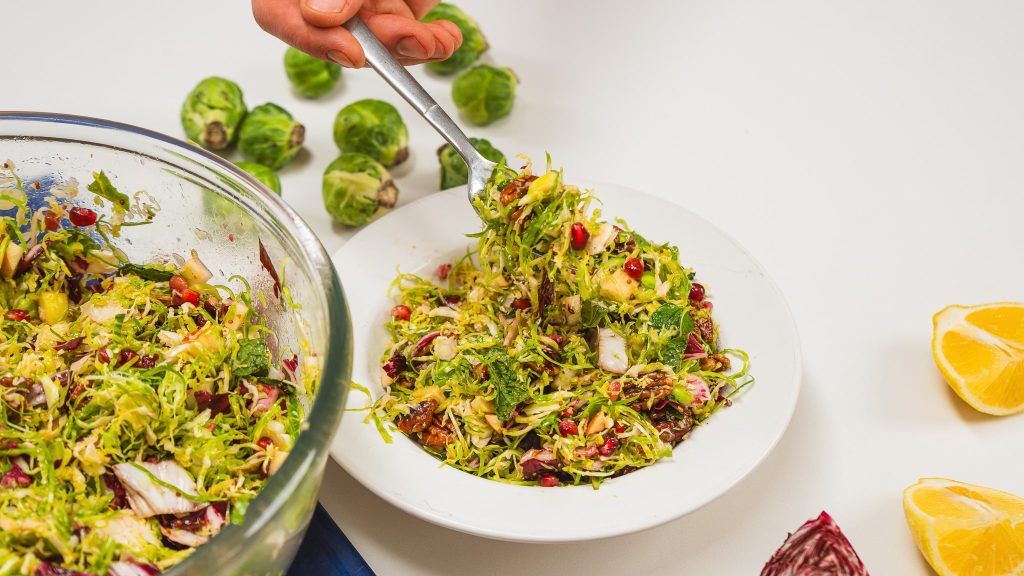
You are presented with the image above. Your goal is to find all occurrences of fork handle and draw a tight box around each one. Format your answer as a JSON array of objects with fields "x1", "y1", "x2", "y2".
[{"x1": 344, "y1": 18, "x2": 483, "y2": 167}]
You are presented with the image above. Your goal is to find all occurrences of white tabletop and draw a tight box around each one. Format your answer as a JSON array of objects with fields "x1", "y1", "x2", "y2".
[{"x1": 8, "y1": 1, "x2": 1024, "y2": 573}]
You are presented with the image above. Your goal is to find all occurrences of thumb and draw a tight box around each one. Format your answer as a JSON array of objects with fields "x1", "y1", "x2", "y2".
[{"x1": 300, "y1": 0, "x2": 363, "y2": 28}]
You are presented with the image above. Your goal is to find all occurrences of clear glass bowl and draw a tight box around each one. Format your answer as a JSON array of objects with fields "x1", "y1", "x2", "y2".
[{"x1": 0, "y1": 112, "x2": 352, "y2": 575}]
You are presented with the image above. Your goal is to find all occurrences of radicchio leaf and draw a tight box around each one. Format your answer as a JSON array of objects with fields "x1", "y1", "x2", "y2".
[{"x1": 761, "y1": 511, "x2": 869, "y2": 576}]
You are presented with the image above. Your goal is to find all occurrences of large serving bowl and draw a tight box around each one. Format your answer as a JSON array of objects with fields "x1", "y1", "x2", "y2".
[{"x1": 0, "y1": 113, "x2": 351, "y2": 575}]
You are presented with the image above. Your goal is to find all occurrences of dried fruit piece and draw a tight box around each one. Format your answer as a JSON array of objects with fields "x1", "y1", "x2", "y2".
[{"x1": 761, "y1": 511, "x2": 869, "y2": 576}]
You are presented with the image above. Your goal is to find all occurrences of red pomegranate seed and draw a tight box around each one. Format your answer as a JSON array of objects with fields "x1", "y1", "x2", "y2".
[
  {"x1": 43, "y1": 211, "x2": 60, "y2": 231},
  {"x1": 4, "y1": 309, "x2": 29, "y2": 322},
  {"x1": 569, "y1": 222, "x2": 589, "y2": 250},
  {"x1": 68, "y1": 207, "x2": 97, "y2": 227},
  {"x1": 560, "y1": 408, "x2": 574, "y2": 418},
  {"x1": 608, "y1": 380, "x2": 622, "y2": 401},
  {"x1": 558, "y1": 420, "x2": 578, "y2": 436},
  {"x1": 391, "y1": 305, "x2": 412, "y2": 321},
  {"x1": 180, "y1": 288, "x2": 200, "y2": 306},
  {"x1": 169, "y1": 275, "x2": 189, "y2": 293},
  {"x1": 436, "y1": 263, "x2": 452, "y2": 280},
  {"x1": 689, "y1": 283, "x2": 705, "y2": 301},
  {"x1": 547, "y1": 334, "x2": 565, "y2": 348},
  {"x1": 702, "y1": 300, "x2": 714, "y2": 311},
  {"x1": 512, "y1": 297, "x2": 531, "y2": 310},
  {"x1": 98, "y1": 348, "x2": 111, "y2": 364},
  {"x1": 538, "y1": 474, "x2": 560, "y2": 487},
  {"x1": 473, "y1": 364, "x2": 489, "y2": 381},
  {"x1": 117, "y1": 349, "x2": 138, "y2": 366},
  {"x1": 614, "y1": 422, "x2": 626, "y2": 433},
  {"x1": 623, "y1": 258, "x2": 644, "y2": 280},
  {"x1": 257, "y1": 437, "x2": 272, "y2": 449},
  {"x1": 599, "y1": 437, "x2": 619, "y2": 456},
  {"x1": 444, "y1": 295, "x2": 461, "y2": 304}
]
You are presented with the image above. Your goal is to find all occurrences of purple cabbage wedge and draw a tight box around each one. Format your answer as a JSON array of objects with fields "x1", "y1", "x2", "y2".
[{"x1": 762, "y1": 511, "x2": 869, "y2": 576}]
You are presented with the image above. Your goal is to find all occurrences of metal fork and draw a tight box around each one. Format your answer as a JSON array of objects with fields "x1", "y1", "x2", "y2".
[{"x1": 343, "y1": 18, "x2": 496, "y2": 213}]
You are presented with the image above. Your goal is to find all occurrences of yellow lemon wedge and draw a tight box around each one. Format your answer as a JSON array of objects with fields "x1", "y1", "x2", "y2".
[
  {"x1": 932, "y1": 302, "x2": 1024, "y2": 415},
  {"x1": 904, "y1": 478, "x2": 1024, "y2": 575}
]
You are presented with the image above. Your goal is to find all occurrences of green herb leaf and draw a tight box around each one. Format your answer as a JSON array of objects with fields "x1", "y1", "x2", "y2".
[
  {"x1": 234, "y1": 338, "x2": 270, "y2": 378},
  {"x1": 488, "y1": 352, "x2": 527, "y2": 420},
  {"x1": 659, "y1": 336, "x2": 688, "y2": 371},
  {"x1": 680, "y1": 313, "x2": 695, "y2": 337},
  {"x1": 649, "y1": 303, "x2": 683, "y2": 329},
  {"x1": 118, "y1": 263, "x2": 174, "y2": 282},
  {"x1": 87, "y1": 171, "x2": 130, "y2": 212}
]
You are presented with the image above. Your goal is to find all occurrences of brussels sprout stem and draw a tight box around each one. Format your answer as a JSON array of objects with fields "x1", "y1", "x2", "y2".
[{"x1": 204, "y1": 122, "x2": 228, "y2": 150}]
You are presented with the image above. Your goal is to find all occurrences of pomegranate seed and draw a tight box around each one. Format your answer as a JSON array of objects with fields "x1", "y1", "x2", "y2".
[
  {"x1": 391, "y1": 305, "x2": 412, "y2": 321},
  {"x1": 169, "y1": 275, "x2": 189, "y2": 293},
  {"x1": 614, "y1": 422, "x2": 626, "y2": 433},
  {"x1": 512, "y1": 297, "x2": 531, "y2": 310},
  {"x1": 558, "y1": 420, "x2": 578, "y2": 436},
  {"x1": 547, "y1": 334, "x2": 565, "y2": 347},
  {"x1": 43, "y1": 211, "x2": 60, "y2": 231},
  {"x1": 117, "y1": 349, "x2": 138, "y2": 366},
  {"x1": 180, "y1": 288, "x2": 200, "y2": 306},
  {"x1": 98, "y1": 348, "x2": 110, "y2": 364},
  {"x1": 444, "y1": 295, "x2": 462, "y2": 304},
  {"x1": 257, "y1": 437, "x2": 272, "y2": 450},
  {"x1": 702, "y1": 300, "x2": 714, "y2": 311},
  {"x1": 68, "y1": 207, "x2": 97, "y2": 227},
  {"x1": 623, "y1": 258, "x2": 644, "y2": 280},
  {"x1": 4, "y1": 309, "x2": 29, "y2": 322},
  {"x1": 560, "y1": 408, "x2": 574, "y2": 419},
  {"x1": 538, "y1": 474, "x2": 560, "y2": 487},
  {"x1": 599, "y1": 437, "x2": 619, "y2": 456},
  {"x1": 436, "y1": 263, "x2": 452, "y2": 280},
  {"x1": 228, "y1": 233, "x2": 235, "y2": 242},
  {"x1": 689, "y1": 283, "x2": 705, "y2": 301},
  {"x1": 569, "y1": 222, "x2": 589, "y2": 250},
  {"x1": 608, "y1": 380, "x2": 621, "y2": 401}
]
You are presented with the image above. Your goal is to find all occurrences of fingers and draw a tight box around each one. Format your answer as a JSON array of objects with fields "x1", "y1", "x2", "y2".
[
  {"x1": 300, "y1": 0, "x2": 363, "y2": 28},
  {"x1": 363, "y1": 14, "x2": 462, "y2": 62},
  {"x1": 405, "y1": 0, "x2": 442, "y2": 19},
  {"x1": 252, "y1": 0, "x2": 366, "y2": 67}
]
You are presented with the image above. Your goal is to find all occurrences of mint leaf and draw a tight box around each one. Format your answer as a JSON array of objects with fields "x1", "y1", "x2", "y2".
[
  {"x1": 87, "y1": 171, "x2": 130, "y2": 212},
  {"x1": 680, "y1": 313, "x2": 695, "y2": 338},
  {"x1": 234, "y1": 339, "x2": 270, "y2": 378},
  {"x1": 649, "y1": 303, "x2": 683, "y2": 329},
  {"x1": 488, "y1": 352, "x2": 527, "y2": 420},
  {"x1": 659, "y1": 336, "x2": 688, "y2": 371}
]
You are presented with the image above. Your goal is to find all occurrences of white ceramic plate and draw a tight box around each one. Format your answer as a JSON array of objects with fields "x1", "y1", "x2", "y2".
[{"x1": 329, "y1": 182, "x2": 801, "y2": 542}]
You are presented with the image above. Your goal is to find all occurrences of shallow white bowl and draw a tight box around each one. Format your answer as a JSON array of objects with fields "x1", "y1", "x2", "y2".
[{"x1": 330, "y1": 182, "x2": 801, "y2": 542}]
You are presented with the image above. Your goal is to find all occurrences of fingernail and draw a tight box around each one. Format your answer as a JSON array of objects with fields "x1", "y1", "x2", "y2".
[
  {"x1": 396, "y1": 37, "x2": 428, "y2": 59},
  {"x1": 327, "y1": 50, "x2": 354, "y2": 67},
  {"x1": 306, "y1": 0, "x2": 346, "y2": 13}
]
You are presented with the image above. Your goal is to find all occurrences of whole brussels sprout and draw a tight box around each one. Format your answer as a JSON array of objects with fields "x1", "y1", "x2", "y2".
[
  {"x1": 238, "y1": 103, "x2": 305, "y2": 170},
  {"x1": 181, "y1": 77, "x2": 247, "y2": 150},
  {"x1": 422, "y1": 4, "x2": 488, "y2": 75},
  {"x1": 322, "y1": 152, "x2": 399, "y2": 227},
  {"x1": 284, "y1": 47, "x2": 341, "y2": 98},
  {"x1": 235, "y1": 161, "x2": 282, "y2": 195},
  {"x1": 451, "y1": 65, "x2": 517, "y2": 126},
  {"x1": 333, "y1": 99, "x2": 409, "y2": 167},
  {"x1": 437, "y1": 138, "x2": 505, "y2": 190}
]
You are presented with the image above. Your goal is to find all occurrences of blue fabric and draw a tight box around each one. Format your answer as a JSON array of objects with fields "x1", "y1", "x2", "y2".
[{"x1": 287, "y1": 503, "x2": 375, "y2": 576}]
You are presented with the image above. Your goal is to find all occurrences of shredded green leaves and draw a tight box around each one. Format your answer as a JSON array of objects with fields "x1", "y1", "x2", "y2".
[{"x1": 372, "y1": 158, "x2": 752, "y2": 488}]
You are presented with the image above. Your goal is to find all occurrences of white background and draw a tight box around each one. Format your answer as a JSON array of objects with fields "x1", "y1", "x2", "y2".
[{"x1": 6, "y1": 1, "x2": 1024, "y2": 573}]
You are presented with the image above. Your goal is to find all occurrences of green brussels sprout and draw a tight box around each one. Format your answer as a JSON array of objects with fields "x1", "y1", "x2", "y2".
[
  {"x1": 451, "y1": 65, "x2": 517, "y2": 126},
  {"x1": 322, "y1": 152, "x2": 399, "y2": 227},
  {"x1": 284, "y1": 47, "x2": 342, "y2": 98},
  {"x1": 238, "y1": 103, "x2": 305, "y2": 170},
  {"x1": 235, "y1": 161, "x2": 282, "y2": 195},
  {"x1": 181, "y1": 77, "x2": 247, "y2": 150},
  {"x1": 333, "y1": 99, "x2": 409, "y2": 167},
  {"x1": 437, "y1": 138, "x2": 505, "y2": 190},
  {"x1": 422, "y1": 4, "x2": 488, "y2": 75}
]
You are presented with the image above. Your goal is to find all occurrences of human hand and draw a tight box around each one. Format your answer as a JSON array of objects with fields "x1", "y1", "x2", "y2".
[{"x1": 252, "y1": 0, "x2": 462, "y2": 68}]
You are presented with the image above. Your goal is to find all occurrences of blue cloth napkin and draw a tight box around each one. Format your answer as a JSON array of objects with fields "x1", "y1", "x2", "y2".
[{"x1": 287, "y1": 503, "x2": 375, "y2": 576}]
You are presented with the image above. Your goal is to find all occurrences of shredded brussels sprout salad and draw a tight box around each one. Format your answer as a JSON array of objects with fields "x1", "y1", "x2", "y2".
[
  {"x1": 0, "y1": 163, "x2": 316, "y2": 575},
  {"x1": 373, "y1": 157, "x2": 752, "y2": 488}
]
